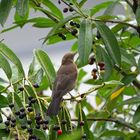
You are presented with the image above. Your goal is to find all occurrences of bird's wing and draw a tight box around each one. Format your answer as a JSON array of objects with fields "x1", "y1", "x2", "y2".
[{"x1": 52, "y1": 72, "x2": 77, "y2": 98}]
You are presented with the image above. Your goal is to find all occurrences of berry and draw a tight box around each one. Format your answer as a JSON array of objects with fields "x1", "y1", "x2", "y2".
[
  {"x1": 27, "y1": 128, "x2": 33, "y2": 134},
  {"x1": 63, "y1": 8, "x2": 68, "y2": 13},
  {"x1": 98, "y1": 62, "x2": 105, "y2": 67},
  {"x1": 11, "y1": 123, "x2": 16, "y2": 127},
  {"x1": 33, "y1": 83, "x2": 39, "y2": 88},
  {"x1": 58, "y1": 33, "x2": 63, "y2": 37},
  {"x1": 58, "y1": 0, "x2": 61, "y2": 4},
  {"x1": 27, "y1": 119, "x2": 32, "y2": 125},
  {"x1": 36, "y1": 125, "x2": 40, "y2": 129},
  {"x1": 43, "y1": 124, "x2": 48, "y2": 130},
  {"x1": 28, "y1": 96, "x2": 33, "y2": 101},
  {"x1": 43, "y1": 120, "x2": 49, "y2": 125},
  {"x1": 53, "y1": 125, "x2": 60, "y2": 131},
  {"x1": 88, "y1": 56, "x2": 95, "y2": 65},
  {"x1": 80, "y1": 121, "x2": 84, "y2": 126},
  {"x1": 7, "y1": 116, "x2": 11, "y2": 121},
  {"x1": 18, "y1": 86, "x2": 24, "y2": 91},
  {"x1": 35, "y1": 114, "x2": 41, "y2": 121},
  {"x1": 92, "y1": 68, "x2": 97, "y2": 73},
  {"x1": 82, "y1": 134, "x2": 87, "y2": 138},
  {"x1": 28, "y1": 107, "x2": 33, "y2": 112},
  {"x1": 11, "y1": 118, "x2": 16, "y2": 123},
  {"x1": 20, "y1": 107, "x2": 25, "y2": 112},
  {"x1": 71, "y1": 29, "x2": 78, "y2": 35},
  {"x1": 69, "y1": 7, "x2": 74, "y2": 12},
  {"x1": 76, "y1": 23, "x2": 80, "y2": 28},
  {"x1": 70, "y1": 21, "x2": 75, "y2": 26},
  {"x1": 15, "y1": 111, "x2": 20, "y2": 116},
  {"x1": 5, "y1": 120, "x2": 10, "y2": 126},
  {"x1": 19, "y1": 112, "x2": 26, "y2": 119},
  {"x1": 61, "y1": 120, "x2": 67, "y2": 125},
  {"x1": 61, "y1": 35, "x2": 66, "y2": 40},
  {"x1": 57, "y1": 129, "x2": 62, "y2": 135},
  {"x1": 93, "y1": 74, "x2": 97, "y2": 80},
  {"x1": 21, "y1": 125, "x2": 27, "y2": 129},
  {"x1": 100, "y1": 67, "x2": 105, "y2": 71},
  {"x1": 9, "y1": 103, "x2": 14, "y2": 109},
  {"x1": 31, "y1": 98, "x2": 37, "y2": 104},
  {"x1": 80, "y1": 94, "x2": 85, "y2": 98}
]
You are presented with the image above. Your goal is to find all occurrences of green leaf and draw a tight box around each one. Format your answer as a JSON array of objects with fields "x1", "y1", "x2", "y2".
[
  {"x1": 0, "y1": 53, "x2": 12, "y2": 80},
  {"x1": 71, "y1": 41, "x2": 78, "y2": 51},
  {"x1": 0, "y1": 43, "x2": 25, "y2": 80},
  {"x1": 0, "y1": 129, "x2": 9, "y2": 138},
  {"x1": 95, "y1": 21, "x2": 121, "y2": 66},
  {"x1": 138, "y1": 57, "x2": 140, "y2": 73},
  {"x1": 133, "y1": 105, "x2": 140, "y2": 124},
  {"x1": 121, "y1": 48, "x2": 136, "y2": 66},
  {"x1": 121, "y1": 74, "x2": 137, "y2": 85},
  {"x1": 118, "y1": 97, "x2": 140, "y2": 106},
  {"x1": 104, "y1": 80, "x2": 124, "y2": 86},
  {"x1": 33, "y1": 129, "x2": 48, "y2": 140},
  {"x1": 44, "y1": 15, "x2": 79, "y2": 43},
  {"x1": 78, "y1": 19, "x2": 92, "y2": 66},
  {"x1": 79, "y1": 0, "x2": 87, "y2": 8},
  {"x1": 136, "y1": 5, "x2": 140, "y2": 24},
  {"x1": 35, "y1": 49, "x2": 56, "y2": 88},
  {"x1": 90, "y1": 1, "x2": 113, "y2": 16},
  {"x1": 42, "y1": 0, "x2": 63, "y2": 19},
  {"x1": 0, "y1": 0, "x2": 12, "y2": 26},
  {"x1": 100, "y1": 130, "x2": 126, "y2": 138},
  {"x1": 100, "y1": 46, "x2": 113, "y2": 81},
  {"x1": 82, "y1": 110, "x2": 95, "y2": 139},
  {"x1": 16, "y1": 0, "x2": 29, "y2": 18},
  {"x1": 0, "y1": 95, "x2": 8, "y2": 108}
]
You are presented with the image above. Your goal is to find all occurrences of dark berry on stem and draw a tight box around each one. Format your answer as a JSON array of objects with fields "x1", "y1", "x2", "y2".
[
  {"x1": 5, "y1": 120, "x2": 10, "y2": 126},
  {"x1": 28, "y1": 107, "x2": 33, "y2": 112},
  {"x1": 88, "y1": 56, "x2": 95, "y2": 65},
  {"x1": 43, "y1": 120, "x2": 49, "y2": 125},
  {"x1": 76, "y1": 23, "x2": 80, "y2": 28},
  {"x1": 43, "y1": 124, "x2": 48, "y2": 130},
  {"x1": 92, "y1": 68, "x2": 97, "y2": 73},
  {"x1": 61, "y1": 35, "x2": 66, "y2": 40},
  {"x1": 63, "y1": 8, "x2": 68, "y2": 13},
  {"x1": 69, "y1": 7, "x2": 74, "y2": 12},
  {"x1": 58, "y1": 0, "x2": 61, "y2": 4},
  {"x1": 70, "y1": 21, "x2": 75, "y2": 26},
  {"x1": 18, "y1": 86, "x2": 24, "y2": 91},
  {"x1": 57, "y1": 129, "x2": 62, "y2": 135},
  {"x1": 98, "y1": 62, "x2": 105, "y2": 67},
  {"x1": 9, "y1": 103, "x2": 14, "y2": 109},
  {"x1": 53, "y1": 125, "x2": 60, "y2": 131},
  {"x1": 21, "y1": 125, "x2": 27, "y2": 129},
  {"x1": 11, "y1": 118, "x2": 16, "y2": 123},
  {"x1": 20, "y1": 107, "x2": 25, "y2": 112},
  {"x1": 28, "y1": 96, "x2": 33, "y2": 101},
  {"x1": 31, "y1": 98, "x2": 37, "y2": 104},
  {"x1": 15, "y1": 111, "x2": 20, "y2": 116},
  {"x1": 58, "y1": 33, "x2": 63, "y2": 37},
  {"x1": 36, "y1": 125, "x2": 40, "y2": 129},
  {"x1": 27, "y1": 128, "x2": 33, "y2": 134},
  {"x1": 82, "y1": 134, "x2": 87, "y2": 138},
  {"x1": 80, "y1": 121, "x2": 84, "y2": 126},
  {"x1": 27, "y1": 119, "x2": 32, "y2": 125},
  {"x1": 71, "y1": 29, "x2": 78, "y2": 35},
  {"x1": 61, "y1": 120, "x2": 67, "y2": 125},
  {"x1": 7, "y1": 116, "x2": 11, "y2": 121},
  {"x1": 11, "y1": 123, "x2": 16, "y2": 127},
  {"x1": 33, "y1": 83, "x2": 39, "y2": 88}
]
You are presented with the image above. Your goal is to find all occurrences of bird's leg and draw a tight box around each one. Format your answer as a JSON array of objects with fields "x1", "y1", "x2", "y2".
[{"x1": 68, "y1": 92, "x2": 75, "y2": 99}]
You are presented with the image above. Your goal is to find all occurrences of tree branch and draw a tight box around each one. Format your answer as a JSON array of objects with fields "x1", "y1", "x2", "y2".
[{"x1": 71, "y1": 117, "x2": 139, "y2": 132}]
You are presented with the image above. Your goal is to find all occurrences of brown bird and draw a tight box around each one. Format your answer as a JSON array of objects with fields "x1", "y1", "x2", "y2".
[{"x1": 47, "y1": 52, "x2": 77, "y2": 116}]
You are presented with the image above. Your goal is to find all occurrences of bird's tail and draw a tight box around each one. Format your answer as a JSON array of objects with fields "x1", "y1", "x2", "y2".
[{"x1": 47, "y1": 97, "x2": 62, "y2": 116}]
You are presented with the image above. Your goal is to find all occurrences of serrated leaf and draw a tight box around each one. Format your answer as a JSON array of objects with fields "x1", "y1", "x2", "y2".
[
  {"x1": 0, "y1": 43, "x2": 25, "y2": 80},
  {"x1": 133, "y1": 105, "x2": 140, "y2": 124},
  {"x1": 35, "y1": 49, "x2": 56, "y2": 88},
  {"x1": 0, "y1": 53, "x2": 12, "y2": 80},
  {"x1": 0, "y1": 0, "x2": 12, "y2": 26},
  {"x1": 42, "y1": 0, "x2": 63, "y2": 19},
  {"x1": 0, "y1": 95, "x2": 8, "y2": 108},
  {"x1": 78, "y1": 19, "x2": 92, "y2": 66},
  {"x1": 95, "y1": 21, "x2": 121, "y2": 66},
  {"x1": 43, "y1": 15, "x2": 79, "y2": 43},
  {"x1": 16, "y1": 0, "x2": 29, "y2": 18}
]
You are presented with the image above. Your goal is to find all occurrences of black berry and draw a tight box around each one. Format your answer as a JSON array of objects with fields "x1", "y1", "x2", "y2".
[
  {"x1": 80, "y1": 121, "x2": 84, "y2": 126},
  {"x1": 11, "y1": 118, "x2": 16, "y2": 123},
  {"x1": 69, "y1": 7, "x2": 74, "y2": 12},
  {"x1": 43, "y1": 120, "x2": 49, "y2": 125},
  {"x1": 15, "y1": 111, "x2": 20, "y2": 116},
  {"x1": 61, "y1": 35, "x2": 66, "y2": 40},
  {"x1": 63, "y1": 8, "x2": 68, "y2": 13},
  {"x1": 5, "y1": 120, "x2": 10, "y2": 126},
  {"x1": 11, "y1": 123, "x2": 16, "y2": 127},
  {"x1": 53, "y1": 125, "x2": 60, "y2": 131},
  {"x1": 21, "y1": 125, "x2": 27, "y2": 129},
  {"x1": 31, "y1": 98, "x2": 37, "y2": 104},
  {"x1": 27, "y1": 128, "x2": 33, "y2": 134},
  {"x1": 20, "y1": 107, "x2": 25, "y2": 112},
  {"x1": 82, "y1": 134, "x2": 87, "y2": 138},
  {"x1": 28, "y1": 96, "x2": 33, "y2": 101},
  {"x1": 7, "y1": 116, "x2": 11, "y2": 121},
  {"x1": 70, "y1": 21, "x2": 75, "y2": 26},
  {"x1": 92, "y1": 68, "x2": 97, "y2": 73},
  {"x1": 36, "y1": 125, "x2": 40, "y2": 129},
  {"x1": 28, "y1": 107, "x2": 33, "y2": 112},
  {"x1": 27, "y1": 119, "x2": 32, "y2": 125},
  {"x1": 33, "y1": 83, "x2": 39, "y2": 88},
  {"x1": 76, "y1": 23, "x2": 80, "y2": 28},
  {"x1": 61, "y1": 120, "x2": 67, "y2": 125},
  {"x1": 9, "y1": 103, "x2": 14, "y2": 109},
  {"x1": 71, "y1": 29, "x2": 78, "y2": 35},
  {"x1": 43, "y1": 124, "x2": 48, "y2": 130},
  {"x1": 18, "y1": 86, "x2": 24, "y2": 91}
]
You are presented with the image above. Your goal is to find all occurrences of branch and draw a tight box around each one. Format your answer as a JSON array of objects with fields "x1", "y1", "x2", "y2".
[
  {"x1": 114, "y1": 65, "x2": 140, "y2": 89},
  {"x1": 71, "y1": 117, "x2": 139, "y2": 132}
]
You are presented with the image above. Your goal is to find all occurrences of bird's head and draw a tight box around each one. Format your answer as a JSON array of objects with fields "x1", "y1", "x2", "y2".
[{"x1": 62, "y1": 52, "x2": 76, "y2": 65}]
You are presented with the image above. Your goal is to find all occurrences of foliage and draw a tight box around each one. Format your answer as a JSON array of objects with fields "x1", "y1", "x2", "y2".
[{"x1": 0, "y1": 0, "x2": 140, "y2": 139}]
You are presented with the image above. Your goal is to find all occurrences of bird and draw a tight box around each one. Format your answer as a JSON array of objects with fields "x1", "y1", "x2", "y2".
[{"x1": 47, "y1": 52, "x2": 77, "y2": 116}]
